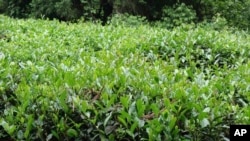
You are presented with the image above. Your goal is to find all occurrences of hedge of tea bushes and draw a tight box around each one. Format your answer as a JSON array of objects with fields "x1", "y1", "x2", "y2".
[{"x1": 0, "y1": 15, "x2": 250, "y2": 141}]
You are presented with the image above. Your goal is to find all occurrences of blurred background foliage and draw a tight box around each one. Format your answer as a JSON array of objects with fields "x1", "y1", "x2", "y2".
[{"x1": 0, "y1": 0, "x2": 249, "y2": 29}]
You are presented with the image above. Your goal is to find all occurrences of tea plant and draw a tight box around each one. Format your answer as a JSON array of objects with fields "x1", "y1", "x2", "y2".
[{"x1": 0, "y1": 15, "x2": 249, "y2": 140}]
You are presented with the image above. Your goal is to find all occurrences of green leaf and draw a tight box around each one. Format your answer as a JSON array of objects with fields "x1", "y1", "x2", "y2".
[
  {"x1": 59, "y1": 91, "x2": 69, "y2": 113},
  {"x1": 104, "y1": 112, "x2": 113, "y2": 127},
  {"x1": 46, "y1": 134, "x2": 53, "y2": 141},
  {"x1": 200, "y1": 118, "x2": 210, "y2": 128},
  {"x1": 117, "y1": 116, "x2": 128, "y2": 128},
  {"x1": 150, "y1": 103, "x2": 160, "y2": 115},
  {"x1": 105, "y1": 125, "x2": 116, "y2": 135},
  {"x1": 120, "y1": 96, "x2": 130, "y2": 110},
  {"x1": 128, "y1": 101, "x2": 136, "y2": 116},
  {"x1": 51, "y1": 130, "x2": 59, "y2": 140},
  {"x1": 17, "y1": 130, "x2": 24, "y2": 139},
  {"x1": 67, "y1": 128, "x2": 78, "y2": 137},
  {"x1": 136, "y1": 99, "x2": 145, "y2": 117},
  {"x1": 169, "y1": 117, "x2": 177, "y2": 131},
  {"x1": 130, "y1": 122, "x2": 138, "y2": 133},
  {"x1": 135, "y1": 117, "x2": 145, "y2": 128},
  {"x1": 0, "y1": 119, "x2": 16, "y2": 135},
  {"x1": 24, "y1": 114, "x2": 34, "y2": 138}
]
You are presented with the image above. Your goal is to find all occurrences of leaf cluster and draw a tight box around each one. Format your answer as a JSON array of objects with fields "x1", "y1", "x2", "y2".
[{"x1": 0, "y1": 15, "x2": 250, "y2": 140}]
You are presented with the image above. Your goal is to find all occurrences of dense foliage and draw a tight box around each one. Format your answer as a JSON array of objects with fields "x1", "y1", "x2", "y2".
[
  {"x1": 0, "y1": 0, "x2": 249, "y2": 29},
  {"x1": 0, "y1": 15, "x2": 250, "y2": 140}
]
